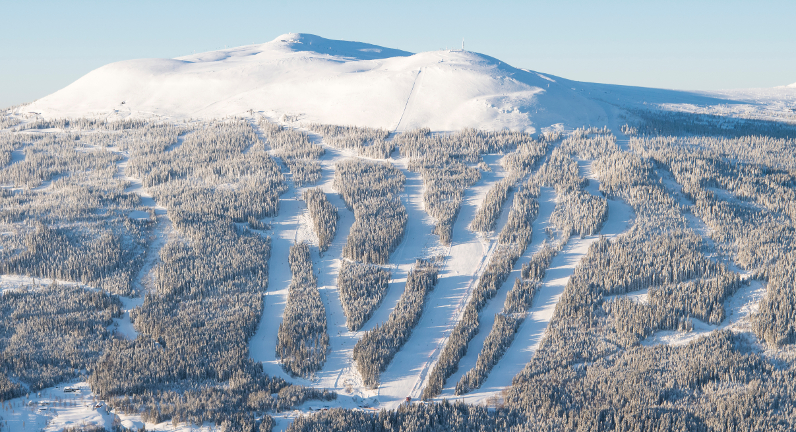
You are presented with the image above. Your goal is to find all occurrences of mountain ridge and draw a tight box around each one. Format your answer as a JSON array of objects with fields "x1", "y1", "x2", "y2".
[{"x1": 25, "y1": 33, "x2": 789, "y2": 132}]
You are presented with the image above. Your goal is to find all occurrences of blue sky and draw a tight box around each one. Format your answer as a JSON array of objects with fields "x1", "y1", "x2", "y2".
[{"x1": 2, "y1": 0, "x2": 794, "y2": 108}]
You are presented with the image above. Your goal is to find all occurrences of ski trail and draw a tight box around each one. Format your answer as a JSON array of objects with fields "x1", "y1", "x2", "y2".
[
  {"x1": 438, "y1": 185, "x2": 553, "y2": 398},
  {"x1": 652, "y1": 165, "x2": 745, "y2": 272},
  {"x1": 248, "y1": 176, "x2": 306, "y2": 382},
  {"x1": 3, "y1": 144, "x2": 178, "y2": 342},
  {"x1": 375, "y1": 154, "x2": 509, "y2": 408},
  {"x1": 308, "y1": 140, "x2": 438, "y2": 399},
  {"x1": 360, "y1": 158, "x2": 435, "y2": 332},
  {"x1": 449, "y1": 179, "x2": 634, "y2": 404},
  {"x1": 248, "y1": 121, "x2": 367, "y2": 388},
  {"x1": 109, "y1": 148, "x2": 174, "y2": 340},
  {"x1": 247, "y1": 124, "x2": 429, "y2": 395},
  {"x1": 634, "y1": 166, "x2": 767, "y2": 347},
  {"x1": 306, "y1": 144, "x2": 365, "y2": 393},
  {"x1": 245, "y1": 119, "x2": 314, "y2": 383},
  {"x1": 640, "y1": 278, "x2": 767, "y2": 347},
  {"x1": 111, "y1": 151, "x2": 171, "y2": 293}
]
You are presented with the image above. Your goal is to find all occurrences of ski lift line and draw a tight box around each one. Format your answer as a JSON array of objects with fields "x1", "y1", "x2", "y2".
[{"x1": 393, "y1": 68, "x2": 422, "y2": 134}]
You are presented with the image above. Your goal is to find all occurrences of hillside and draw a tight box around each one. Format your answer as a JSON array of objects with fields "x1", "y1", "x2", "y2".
[
  {"x1": 25, "y1": 33, "x2": 765, "y2": 134},
  {"x1": 3, "y1": 34, "x2": 796, "y2": 432},
  {"x1": 26, "y1": 33, "x2": 592, "y2": 132}
]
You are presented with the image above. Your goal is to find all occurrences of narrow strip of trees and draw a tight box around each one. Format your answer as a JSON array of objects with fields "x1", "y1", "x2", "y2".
[
  {"x1": 303, "y1": 188, "x2": 338, "y2": 252},
  {"x1": 337, "y1": 261, "x2": 390, "y2": 331},
  {"x1": 334, "y1": 158, "x2": 407, "y2": 264},
  {"x1": 277, "y1": 242, "x2": 330, "y2": 377}
]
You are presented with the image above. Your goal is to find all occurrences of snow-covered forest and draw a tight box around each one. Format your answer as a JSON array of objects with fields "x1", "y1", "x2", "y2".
[
  {"x1": 3, "y1": 27, "x2": 796, "y2": 430},
  {"x1": 2, "y1": 106, "x2": 796, "y2": 432}
]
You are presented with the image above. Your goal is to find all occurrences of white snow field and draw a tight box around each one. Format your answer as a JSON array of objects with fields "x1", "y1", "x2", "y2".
[
  {"x1": 25, "y1": 33, "x2": 591, "y2": 131},
  {"x1": 23, "y1": 33, "x2": 774, "y2": 134}
]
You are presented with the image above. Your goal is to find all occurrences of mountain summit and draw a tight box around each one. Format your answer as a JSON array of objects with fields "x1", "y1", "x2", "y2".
[
  {"x1": 25, "y1": 33, "x2": 612, "y2": 132},
  {"x1": 26, "y1": 33, "x2": 756, "y2": 132}
]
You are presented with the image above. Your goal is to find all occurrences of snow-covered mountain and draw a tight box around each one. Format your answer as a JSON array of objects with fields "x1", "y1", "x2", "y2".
[
  {"x1": 25, "y1": 33, "x2": 758, "y2": 133},
  {"x1": 6, "y1": 32, "x2": 796, "y2": 432}
]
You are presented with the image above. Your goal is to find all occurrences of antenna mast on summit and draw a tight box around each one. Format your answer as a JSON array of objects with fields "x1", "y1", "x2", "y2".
[{"x1": 462, "y1": 39, "x2": 464, "y2": 51}]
